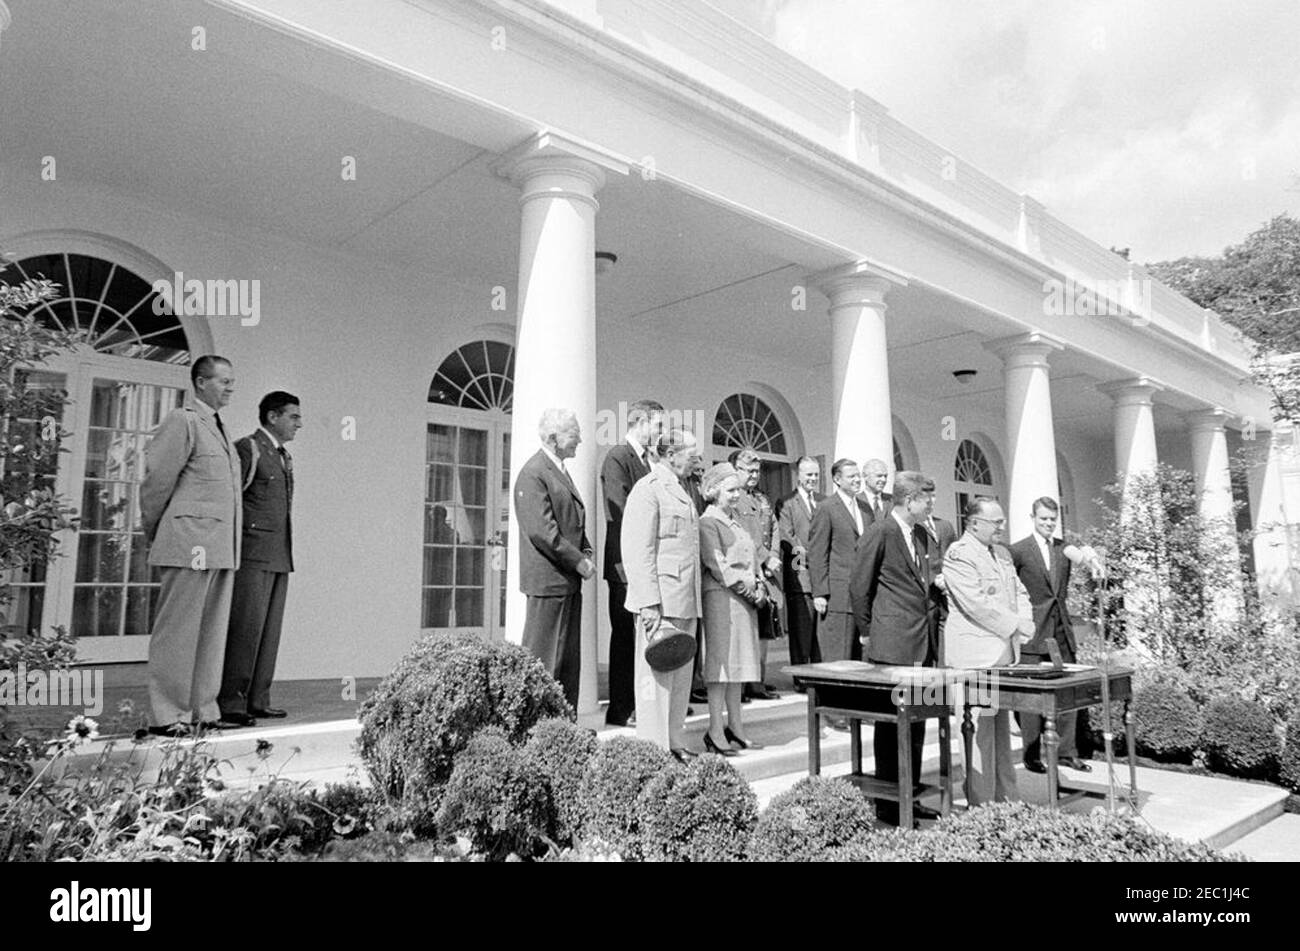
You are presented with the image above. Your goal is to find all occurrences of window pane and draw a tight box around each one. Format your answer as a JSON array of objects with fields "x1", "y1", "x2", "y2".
[
  {"x1": 459, "y1": 428, "x2": 487, "y2": 467},
  {"x1": 456, "y1": 549, "x2": 485, "y2": 587},
  {"x1": 426, "y1": 425, "x2": 455, "y2": 464},
  {"x1": 423, "y1": 547, "x2": 454, "y2": 586},
  {"x1": 454, "y1": 588, "x2": 483, "y2": 627},
  {"x1": 422, "y1": 588, "x2": 452, "y2": 628},
  {"x1": 458, "y1": 468, "x2": 487, "y2": 507},
  {"x1": 75, "y1": 532, "x2": 128, "y2": 583},
  {"x1": 73, "y1": 586, "x2": 123, "y2": 637},
  {"x1": 81, "y1": 481, "x2": 132, "y2": 532},
  {"x1": 123, "y1": 585, "x2": 158, "y2": 637},
  {"x1": 426, "y1": 464, "x2": 456, "y2": 504}
]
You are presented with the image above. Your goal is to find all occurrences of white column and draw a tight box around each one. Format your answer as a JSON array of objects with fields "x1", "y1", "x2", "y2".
[
  {"x1": 497, "y1": 138, "x2": 619, "y2": 716},
  {"x1": 813, "y1": 261, "x2": 907, "y2": 470},
  {"x1": 1186, "y1": 407, "x2": 1243, "y2": 622},
  {"x1": 1098, "y1": 377, "x2": 1164, "y2": 656},
  {"x1": 1187, "y1": 408, "x2": 1236, "y2": 523},
  {"x1": 1249, "y1": 429, "x2": 1295, "y2": 603},
  {"x1": 987, "y1": 332, "x2": 1063, "y2": 543},
  {"x1": 1099, "y1": 377, "x2": 1163, "y2": 494}
]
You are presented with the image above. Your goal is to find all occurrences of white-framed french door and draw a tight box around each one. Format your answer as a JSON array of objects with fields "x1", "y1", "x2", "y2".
[
  {"x1": 37, "y1": 352, "x2": 191, "y2": 663},
  {"x1": 421, "y1": 404, "x2": 511, "y2": 640}
]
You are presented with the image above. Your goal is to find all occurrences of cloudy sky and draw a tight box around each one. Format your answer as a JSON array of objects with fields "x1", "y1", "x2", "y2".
[{"x1": 710, "y1": 0, "x2": 1299, "y2": 264}]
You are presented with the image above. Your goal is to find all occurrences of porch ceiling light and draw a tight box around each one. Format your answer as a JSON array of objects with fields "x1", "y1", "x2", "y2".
[
  {"x1": 953, "y1": 369, "x2": 977, "y2": 384},
  {"x1": 595, "y1": 251, "x2": 618, "y2": 274}
]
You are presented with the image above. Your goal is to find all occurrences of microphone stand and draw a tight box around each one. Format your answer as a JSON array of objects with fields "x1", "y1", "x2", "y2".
[{"x1": 1093, "y1": 560, "x2": 1135, "y2": 815}]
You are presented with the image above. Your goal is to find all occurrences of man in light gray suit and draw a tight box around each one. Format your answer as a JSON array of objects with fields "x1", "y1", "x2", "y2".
[
  {"x1": 777, "y1": 455, "x2": 823, "y2": 668},
  {"x1": 140, "y1": 355, "x2": 245, "y2": 735}
]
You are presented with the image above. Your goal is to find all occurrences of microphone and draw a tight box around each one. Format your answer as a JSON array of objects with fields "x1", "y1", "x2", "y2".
[{"x1": 1063, "y1": 544, "x2": 1105, "y2": 579}]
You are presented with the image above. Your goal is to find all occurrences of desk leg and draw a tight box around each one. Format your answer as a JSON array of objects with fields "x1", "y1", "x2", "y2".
[
  {"x1": 961, "y1": 704, "x2": 975, "y2": 804},
  {"x1": 898, "y1": 707, "x2": 914, "y2": 829},
  {"x1": 807, "y1": 686, "x2": 820, "y2": 776},
  {"x1": 850, "y1": 717, "x2": 862, "y2": 776},
  {"x1": 1043, "y1": 710, "x2": 1060, "y2": 810},
  {"x1": 938, "y1": 712, "x2": 952, "y2": 818},
  {"x1": 1124, "y1": 698, "x2": 1138, "y2": 809}
]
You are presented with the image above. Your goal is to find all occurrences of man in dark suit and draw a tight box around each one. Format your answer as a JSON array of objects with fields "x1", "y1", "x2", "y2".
[
  {"x1": 600, "y1": 399, "x2": 662, "y2": 726},
  {"x1": 219, "y1": 391, "x2": 301, "y2": 722},
  {"x1": 808, "y1": 458, "x2": 873, "y2": 665},
  {"x1": 1009, "y1": 496, "x2": 1091, "y2": 773},
  {"x1": 857, "y1": 457, "x2": 892, "y2": 521},
  {"x1": 140, "y1": 355, "x2": 244, "y2": 736},
  {"x1": 515, "y1": 408, "x2": 595, "y2": 711},
  {"x1": 921, "y1": 493, "x2": 959, "y2": 662},
  {"x1": 777, "y1": 455, "x2": 823, "y2": 668},
  {"x1": 849, "y1": 471, "x2": 942, "y2": 826}
]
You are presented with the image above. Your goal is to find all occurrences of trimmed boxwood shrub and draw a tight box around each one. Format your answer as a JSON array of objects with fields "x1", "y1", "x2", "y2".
[
  {"x1": 576, "y1": 737, "x2": 673, "y2": 860},
  {"x1": 1201, "y1": 697, "x2": 1278, "y2": 780},
  {"x1": 1282, "y1": 709, "x2": 1300, "y2": 793},
  {"x1": 828, "y1": 802, "x2": 1239, "y2": 862},
  {"x1": 435, "y1": 728, "x2": 555, "y2": 861},
  {"x1": 1131, "y1": 682, "x2": 1202, "y2": 762},
  {"x1": 748, "y1": 776, "x2": 875, "y2": 862},
  {"x1": 525, "y1": 718, "x2": 599, "y2": 846},
  {"x1": 637, "y1": 755, "x2": 757, "y2": 862},
  {"x1": 357, "y1": 632, "x2": 569, "y2": 832}
]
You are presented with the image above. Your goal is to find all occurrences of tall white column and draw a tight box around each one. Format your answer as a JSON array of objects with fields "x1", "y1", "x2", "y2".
[
  {"x1": 497, "y1": 137, "x2": 621, "y2": 716},
  {"x1": 1187, "y1": 407, "x2": 1243, "y2": 623},
  {"x1": 813, "y1": 261, "x2": 907, "y2": 470},
  {"x1": 1098, "y1": 378, "x2": 1165, "y2": 655},
  {"x1": 1099, "y1": 377, "x2": 1163, "y2": 494},
  {"x1": 987, "y1": 332, "x2": 1063, "y2": 543},
  {"x1": 1187, "y1": 408, "x2": 1236, "y2": 523},
  {"x1": 1248, "y1": 430, "x2": 1295, "y2": 603}
]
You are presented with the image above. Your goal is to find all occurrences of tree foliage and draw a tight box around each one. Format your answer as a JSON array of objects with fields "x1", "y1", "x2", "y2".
[{"x1": 1146, "y1": 214, "x2": 1300, "y2": 423}]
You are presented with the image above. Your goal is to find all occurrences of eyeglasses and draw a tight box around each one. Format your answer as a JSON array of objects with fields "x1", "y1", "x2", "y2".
[{"x1": 972, "y1": 516, "x2": 1006, "y2": 526}]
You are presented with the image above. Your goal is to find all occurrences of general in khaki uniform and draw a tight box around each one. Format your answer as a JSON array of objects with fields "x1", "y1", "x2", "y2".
[
  {"x1": 140, "y1": 376, "x2": 242, "y2": 729},
  {"x1": 942, "y1": 529, "x2": 1034, "y2": 806},
  {"x1": 621, "y1": 458, "x2": 702, "y2": 752}
]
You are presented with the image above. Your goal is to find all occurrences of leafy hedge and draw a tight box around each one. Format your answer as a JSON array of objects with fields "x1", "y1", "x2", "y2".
[
  {"x1": 574, "y1": 736, "x2": 672, "y2": 860},
  {"x1": 637, "y1": 756, "x2": 757, "y2": 862},
  {"x1": 747, "y1": 776, "x2": 875, "y2": 862},
  {"x1": 435, "y1": 728, "x2": 555, "y2": 861},
  {"x1": 1131, "y1": 682, "x2": 1202, "y2": 762},
  {"x1": 1201, "y1": 698, "x2": 1277, "y2": 781},
  {"x1": 525, "y1": 717, "x2": 599, "y2": 846},
  {"x1": 829, "y1": 802, "x2": 1240, "y2": 862},
  {"x1": 1282, "y1": 710, "x2": 1300, "y2": 793},
  {"x1": 357, "y1": 632, "x2": 570, "y2": 832}
]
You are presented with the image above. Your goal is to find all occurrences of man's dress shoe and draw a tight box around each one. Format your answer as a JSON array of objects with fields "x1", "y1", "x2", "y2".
[
  {"x1": 1023, "y1": 760, "x2": 1047, "y2": 774},
  {"x1": 912, "y1": 804, "x2": 942, "y2": 821},
  {"x1": 250, "y1": 707, "x2": 287, "y2": 719},
  {"x1": 1060, "y1": 757, "x2": 1093, "y2": 772},
  {"x1": 207, "y1": 712, "x2": 256, "y2": 729}
]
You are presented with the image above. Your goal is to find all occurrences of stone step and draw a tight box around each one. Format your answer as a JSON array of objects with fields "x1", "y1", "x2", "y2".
[{"x1": 1228, "y1": 812, "x2": 1300, "y2": 862}]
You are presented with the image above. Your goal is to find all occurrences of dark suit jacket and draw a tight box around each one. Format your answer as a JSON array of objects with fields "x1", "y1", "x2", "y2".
[
  {"x1": 809, "y1": 491, "x2": 874, "y2": 613},
  {"x1": 850, "y1": 514, "x2": 938, "y2": 666},
  {"x1": 1009, "y1": 534, "x2": 1076, "y2": 658},
  {"x1": 777, "y1": 490, "x2": 823, "y2": 595},
  {"x1": 236, "y1": 429, "x2": 293, "y2": 572},
  {"x1": 600, "y1": 441, "x2": 651, "y2": 584},
  {"x1": 923, "y1": 515, "x2": 958, "y2": 618},
  {"x1": 514, "y1": 449, "x2": 593, "y2": 597}
]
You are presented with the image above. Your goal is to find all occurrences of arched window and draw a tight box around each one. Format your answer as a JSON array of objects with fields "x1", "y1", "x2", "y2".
[
  {"x1": 953, "y1": 438, "x2": 996, "y2": 533},
  {"x1": 713, "y1": 392, "x2": 792, "y2": 502},
  {"x1": 424, "y1": 340, "x2": 514, "y2": 636},
  {"x1": 713, "y1": 393, "x2": 787, "y2": 458},
  {"x1": 7, "y1": 253, "x2": 188, "y2": 363},
  {"x1": 1, "y1": 252, "x2": 193, "y2": 661},
  {"x1": 428, "y1": 340, "x2": 514, "y2": 411}
]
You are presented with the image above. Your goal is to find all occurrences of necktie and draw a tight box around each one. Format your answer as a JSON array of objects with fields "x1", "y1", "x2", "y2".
[
  {"x1": 213, "y1": 412, "x2": 227, "y2": 442},
  {"x1": 279, "y1": 446, "x2": 294, "y2": 503}
]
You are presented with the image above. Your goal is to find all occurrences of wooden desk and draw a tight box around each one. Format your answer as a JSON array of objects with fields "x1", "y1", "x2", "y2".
[
  {"x1": 784, "y1": 661, "x2": 959, "y2": 828},
  {"x1": 965, "y1": 666, "x2": 1138, "y2": 809}
]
